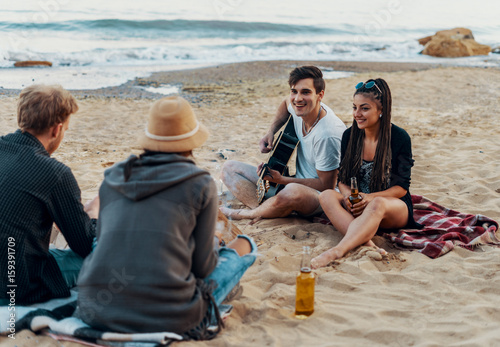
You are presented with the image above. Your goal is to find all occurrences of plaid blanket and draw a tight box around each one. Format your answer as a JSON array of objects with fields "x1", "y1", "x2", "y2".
[
  {"x1": 314, "y1": 195, "x2": 500, "y2": 258},
  {"x1": 0, "y1": 291, "x2": 232, "y2": 346}
]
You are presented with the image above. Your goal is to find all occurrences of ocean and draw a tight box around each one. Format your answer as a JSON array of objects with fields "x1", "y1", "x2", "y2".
[{"x1": 1, "y1": 0, "x2": 499, "y2": 90}]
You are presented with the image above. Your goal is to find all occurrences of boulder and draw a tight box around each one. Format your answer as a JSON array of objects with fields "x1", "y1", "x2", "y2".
[
  {"x1": 14, "y1": 61, "x2": 53, "y2": 67},
  {"x1": 418, "y1": 28, "x2": 491, "y2": 58},
  {"x1": 417, "y1": 35, "x2": 433, "y2": 46}
]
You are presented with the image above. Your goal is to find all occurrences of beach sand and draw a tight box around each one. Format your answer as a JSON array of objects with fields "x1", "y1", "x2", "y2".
[{"x1": 1, "y1": 61, "x2": 500, "y2": 346}]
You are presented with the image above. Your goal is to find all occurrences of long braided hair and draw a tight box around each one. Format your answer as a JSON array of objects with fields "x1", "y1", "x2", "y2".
[{"x1": 339, "y1": 78, "x2": 392, "y2": 192}]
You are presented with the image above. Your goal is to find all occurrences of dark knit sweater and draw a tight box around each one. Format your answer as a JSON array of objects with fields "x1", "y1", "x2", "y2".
[{"x1": 0, "y1": 130, "x2": 95, "y2": 305}]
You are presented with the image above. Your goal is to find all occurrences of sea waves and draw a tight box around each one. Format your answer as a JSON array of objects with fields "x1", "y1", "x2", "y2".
[{"x1": 0, "y1": 18, "x2": 498, "y2": 69}]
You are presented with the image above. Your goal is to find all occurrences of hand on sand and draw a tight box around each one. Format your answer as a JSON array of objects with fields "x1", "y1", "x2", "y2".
[{"x1": 84, "y1": 195, "x2": 100, "y2": 219}]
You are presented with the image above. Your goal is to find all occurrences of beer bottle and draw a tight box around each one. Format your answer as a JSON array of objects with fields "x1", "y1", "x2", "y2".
[
  {"x1": 349, "y1": 177, "x2": 362, "y2": 205},
  {"x1": 295, "y1": 246, "x2": 315, "y2": 318}
]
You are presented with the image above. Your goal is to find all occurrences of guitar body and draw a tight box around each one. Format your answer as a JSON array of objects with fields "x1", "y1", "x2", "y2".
[{"x1": 256, "y1": 115, "x2": 299, "y2": 203}]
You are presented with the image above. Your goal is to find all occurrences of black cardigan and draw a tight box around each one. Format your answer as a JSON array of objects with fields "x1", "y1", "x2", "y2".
[{"x1": 340, "y1": 124, "x2": 421, "y2": 229}]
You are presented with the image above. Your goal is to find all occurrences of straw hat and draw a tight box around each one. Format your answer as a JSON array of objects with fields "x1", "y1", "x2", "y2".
[{"x1": 138, "y1": 96, "x2": 209, "y2": 152}]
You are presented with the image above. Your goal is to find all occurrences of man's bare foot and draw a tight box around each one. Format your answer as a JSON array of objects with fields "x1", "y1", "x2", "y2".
[
  {"x1": 311, "y1": 247, "x2": 344, "y2": 269},
  {"x1": 220, "y1": 206, "x2": 245, "y2": 220}
]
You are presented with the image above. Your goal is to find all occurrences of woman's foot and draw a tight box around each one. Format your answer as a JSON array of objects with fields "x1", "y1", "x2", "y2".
[
  {"x1": 311, "y1": 247, "x2": 344, "y2": 269},
  {"x1": 363, "y1": 241, "x2": 387, "y2": 256},
  {"x1": 353, "y1": 246, "x2": 388, "y2": 261}
]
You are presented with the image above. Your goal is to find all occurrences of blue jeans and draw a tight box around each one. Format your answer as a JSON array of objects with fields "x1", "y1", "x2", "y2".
[
  {"x1": 0, "y1": 244, "x2": 91, "y2": 306},
  {"x1": 3, "y1": 237, "x2": 255, "y2": 308},
  {"x1": 49, "y1": 248, "x2": 84, "y2": 289},
  {"x1": 49, "y1": 238, "x2": 96, "y2": 289},
  {"x1": 206, "y1": 235, "x2": 258, "y2": 306},
  {"x1": 53, "y1": 235, "x2": 257, "y2": 305}
]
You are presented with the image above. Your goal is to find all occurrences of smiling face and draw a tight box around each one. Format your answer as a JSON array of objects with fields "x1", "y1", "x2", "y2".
[
  {"x1": 290, "y1": 78, "x2": 324, "y2": 118},
  {"x1": 352, "y1": 93, "x2": 382, "y2": 131}
]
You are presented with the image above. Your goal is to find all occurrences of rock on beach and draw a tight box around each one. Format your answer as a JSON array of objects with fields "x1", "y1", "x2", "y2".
[{"x1": 418, "y1": 27, "x2": 491, "y2": 58}]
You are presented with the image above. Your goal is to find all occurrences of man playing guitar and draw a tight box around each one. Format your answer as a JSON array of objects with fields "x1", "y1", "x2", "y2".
[{"x1": 220, "y1": 66, "x2": 346, "y2": 221}]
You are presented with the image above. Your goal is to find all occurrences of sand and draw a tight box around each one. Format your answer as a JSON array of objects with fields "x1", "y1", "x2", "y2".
[{"x1": 1, "y1": 61, "x2": 500, "y2": 347}]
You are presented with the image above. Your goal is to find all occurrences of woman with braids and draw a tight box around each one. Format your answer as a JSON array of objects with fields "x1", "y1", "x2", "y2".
[{"x1": 311, "y1": 78, "x2": 420, "y2": 269}]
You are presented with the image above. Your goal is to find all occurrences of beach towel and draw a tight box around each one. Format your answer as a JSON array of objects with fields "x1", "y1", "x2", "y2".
[
  {"x1": 0, "y1": 291, "x2": 232, "y2": 346},
  {"x1": 314, "y1": 195, "x2": 500, "y2": 258}
]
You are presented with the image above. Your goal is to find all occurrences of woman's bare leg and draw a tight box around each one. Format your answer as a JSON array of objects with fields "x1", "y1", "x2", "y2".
[
  {"x1": 317, "y1": 189, "x2": 354, "y2": 235},
  {"x1": 318, "y1": 190, "x2": 379, "y2": 248},
  {"x1": 312, "y1": 197, "x2": 408, "y2": 269},
  {"x1": 227, "y1": 237, "x2": 252, "y2": 256}
]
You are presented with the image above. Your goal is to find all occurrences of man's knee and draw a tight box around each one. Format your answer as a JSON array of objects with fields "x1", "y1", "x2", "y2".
[
  {"x1": 276, "y1": 183, "x2": 317, "y2": 208},
  {"x1": 221, "y1": 160, "x2": 239, "y2": 182},
  {"x1": 222, "y1": 160, "x2": 258, "y2": 185},
  {"x1": 281, "y1": 183, "x2": 303, "y2": 193},
  {"x1": 222, "y1": 160, "x2": 236, "y2": 173},
  {"x1": 279, "y1": 183, "x2": 302, "y2": 199},
  {"x1": 271, "y1": 192, "x2": 294, "y2": 210}
]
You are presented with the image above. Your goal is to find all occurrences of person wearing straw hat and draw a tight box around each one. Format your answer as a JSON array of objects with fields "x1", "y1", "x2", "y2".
[{"x1": 76, "y1": 96, "x2": 257, "y2": 339}]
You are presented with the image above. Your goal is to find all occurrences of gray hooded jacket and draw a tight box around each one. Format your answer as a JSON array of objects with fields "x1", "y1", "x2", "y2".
[{"x1": 76, "y1": 153, "x2": 218, "y2": 334}]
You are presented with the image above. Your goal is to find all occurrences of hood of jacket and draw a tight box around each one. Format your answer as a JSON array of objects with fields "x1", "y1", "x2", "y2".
[{"x1": 103, "y1": 153, "x2": 209, "y2": 201}]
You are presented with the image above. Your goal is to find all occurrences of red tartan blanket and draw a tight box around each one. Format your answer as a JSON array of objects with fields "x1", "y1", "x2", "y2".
[{"x1": 314, "y1": 195, "x2": 500, "y2": 258}]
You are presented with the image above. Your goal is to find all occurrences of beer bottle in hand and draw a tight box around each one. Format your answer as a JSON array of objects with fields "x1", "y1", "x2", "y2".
[
  {"x1": 295, "y1": 246, "x2": 315, "y2": 318},
  {"x1": 349, "y1": 177, "x2": 362, "y2": 205}
]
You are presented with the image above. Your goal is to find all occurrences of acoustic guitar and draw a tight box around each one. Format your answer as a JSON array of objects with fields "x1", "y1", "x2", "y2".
[{"x1": 256, "y1": 115, "x2": 299, "y2": 204}]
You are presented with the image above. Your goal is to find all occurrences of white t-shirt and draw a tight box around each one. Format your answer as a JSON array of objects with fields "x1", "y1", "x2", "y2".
[{"x1": 288, "y1": 102, "x2": 346, "y2": 179}]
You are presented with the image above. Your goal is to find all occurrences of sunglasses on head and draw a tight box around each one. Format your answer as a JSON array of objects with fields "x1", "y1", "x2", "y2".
[{"x1": 355, "y1": 81, "x2": 382, "y2": 94}]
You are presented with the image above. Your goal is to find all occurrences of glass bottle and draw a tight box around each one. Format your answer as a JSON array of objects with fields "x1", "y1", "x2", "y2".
[
  {"x1": 295, "y1": 246, "x2": 315, "y2": 318},
  {"x1": 349, "y1": 177, "x2": 362, "y2": 205}
]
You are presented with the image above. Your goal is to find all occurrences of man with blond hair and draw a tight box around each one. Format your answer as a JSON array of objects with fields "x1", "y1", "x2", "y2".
[{"x1": 0, "y1": 85, "x2": 98, "y2": 305}]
